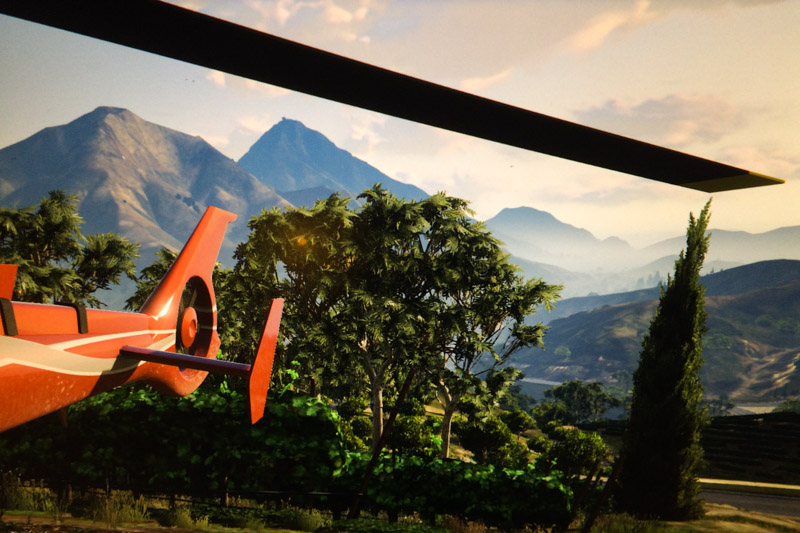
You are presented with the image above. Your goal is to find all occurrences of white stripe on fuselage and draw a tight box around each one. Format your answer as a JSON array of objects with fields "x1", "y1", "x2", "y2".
[
  {"x1": 50, "y1": 329, "x2": 174, "y2": 350},
  {"x1": 0, "y1": 332, "x2": 177, "y2": 376}
]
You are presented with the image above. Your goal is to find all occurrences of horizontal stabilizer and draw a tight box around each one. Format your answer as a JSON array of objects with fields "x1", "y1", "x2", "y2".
[{"x1": 119, "y1": 298, "x2": 284, "y2": 423}]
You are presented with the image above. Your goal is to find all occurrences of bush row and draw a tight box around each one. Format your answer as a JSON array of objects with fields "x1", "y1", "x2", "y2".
[{"x1": 0, "y1": 386, "x2": 573, "y2": 529}]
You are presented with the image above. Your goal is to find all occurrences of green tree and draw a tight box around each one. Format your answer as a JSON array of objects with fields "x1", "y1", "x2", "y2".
[
  {"x1": 529, "y1": 424, "x2": 611, "y2": 479},
  {"x1": 431, "y1": 218, "x2": 559, "y2": 457},
  {"x1": 125, "y1": 248, "x2": 178, "y2": 310},
  {"x1": 235, "y1": 188, "x2": 464, "y2": 448},
  {"x1": 386, "y1": 415, "x2": 440, "y2": 458},
  {"x1": 234, "y1": 186, "x2": 557, "y2": 456},
  {"x1": 0, "y1": 190, "x2": 139, "y2": 307},
  {"x1": 531, "y1": 401, "x2": 570, "y2": 427},
  {"x1": 232, "y1": 193, "x2": 354, "y2": 393},
  {"x1": 616, "y1": 201, "x2": 712, "y2": 520},
  {"x1": 542, "y1": 380, "x2": 621, "y2": 424},
  {"x1": 454, "y1": 415, "x2": 529, "y2": 469}
]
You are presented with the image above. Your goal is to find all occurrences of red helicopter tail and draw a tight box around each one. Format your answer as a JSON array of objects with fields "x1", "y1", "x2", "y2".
[
  {"x1": 120, "y1": 205, "x2": 284, "y2": 423},
  {"x1": 120, "y1": 298, "x2": 283, "y2": 424}
]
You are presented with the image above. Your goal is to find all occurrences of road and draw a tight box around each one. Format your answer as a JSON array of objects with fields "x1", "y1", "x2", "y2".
[{"x1": 701, "y1": 482, "x2": 800, "y2": 519}]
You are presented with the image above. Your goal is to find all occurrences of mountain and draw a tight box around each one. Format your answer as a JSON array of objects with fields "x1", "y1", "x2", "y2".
[
  {"x1": 0, "y1": 107, "x2": 290, "y2": 262},
  {"x1": 513, "y1": 260, "x2": 800, "y2": 401},
  {"x1": 486, "y1": 206, "x2": 634, "y2": 273},
  {"x1": 488, "y1": 205, "x2": 800, "y2": 297},
  {"x1": 644, "y1": 227, "x2": 800, "y2": 266},
  {"x1": 238, "y1": 118, "x2": 429, "y2": 205}
]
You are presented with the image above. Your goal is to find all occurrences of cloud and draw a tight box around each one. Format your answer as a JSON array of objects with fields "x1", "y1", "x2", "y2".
[
  {"x1": 574, "y1": 94, "x2": 744, "y2": 147},
  {"x1": 204, "y1": 68, "x2": 290, "y2": 97},
  {"x1": 347, "y1": 114, "x2": 387, "y2": 154},
  {"x1": 235, "y1": 0, "x2": 374, "y2": 30},
  {"x1": 460, "y1": 67, "x2": 513, "y2": 94},
  {"x1": 199, "y1": 133, "x2": 231, "y2": 150},
  {"x1": 237, "y1": 114, "x2": 279, "y2": 134},
  {"x1": 565, "y1": 0, "x2": 784, "y2": 54},
  {"x1": 568, "y1": 0, "x2": 661, "y2": 53},
  {"x1": 717, "y1": 145, "x2": 800, "y2": 180},
  {"x1": 242, "y1": 79, "x2": 291, "y2": 97},
  {"x1": 206, "y1": 70, "x2": 227, "y2": 88}
]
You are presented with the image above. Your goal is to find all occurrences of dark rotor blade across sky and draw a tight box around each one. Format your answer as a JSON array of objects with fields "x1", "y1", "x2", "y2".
[{"x1": 0, "y1": 0, "x2": 784, "y2": 192}]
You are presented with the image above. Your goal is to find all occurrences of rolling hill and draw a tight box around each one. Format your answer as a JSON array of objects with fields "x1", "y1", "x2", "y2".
[{"x1": 513, "y1": 260, "x2": 800, "y2": 401}]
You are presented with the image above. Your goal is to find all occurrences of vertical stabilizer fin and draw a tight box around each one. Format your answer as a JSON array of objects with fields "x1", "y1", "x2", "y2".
[{"x1": 249, "y1": 298, "x2": 284, "y2": 424}]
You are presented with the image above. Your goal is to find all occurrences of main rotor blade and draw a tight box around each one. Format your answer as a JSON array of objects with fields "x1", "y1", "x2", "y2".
[{"x1": 1, "y1": 0, "x2": 783, "y2": 192}]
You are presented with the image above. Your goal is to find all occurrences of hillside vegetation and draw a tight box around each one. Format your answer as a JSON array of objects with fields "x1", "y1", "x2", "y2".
[{"x1": 514, "y1": 262, "x2": 800, "y2": 401}]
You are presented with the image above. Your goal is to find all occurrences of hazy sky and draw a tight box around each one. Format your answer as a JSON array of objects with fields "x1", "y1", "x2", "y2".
[{"x1": 2, "y1": 1, "x2": 799, "y2": 246}]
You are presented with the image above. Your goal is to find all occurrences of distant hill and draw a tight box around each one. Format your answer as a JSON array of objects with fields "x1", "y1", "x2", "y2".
[
  {"x1": 238, "y1": 118, "x2": 429, "y2": 206},
  {"x1": 486, "y1": 206, "x2": 634, "y2": 273},
  {"x1": 490, "y1": 205, "x2": 800, "y2": 297},
  {"x1": 0, "y1": 106, "x2": 290, "y2": 263},
  {"x1": 541, "y1": 259, "x2": 800, "y2": 324},
  {"x1": 645, "y1": 227, "x2": 800, "y2": 266},
  {"x1": 513, "y1": 260, "x2": 800, "y2": 401}
]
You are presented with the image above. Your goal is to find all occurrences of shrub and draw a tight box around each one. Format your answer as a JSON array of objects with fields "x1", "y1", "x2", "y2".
[
  {"x1": 332, "y1": 453, "x2": 571, "y2": 530},
  {"x1": 454, "y1": 416, "x2": 529, "y2": 469},
  {"x1": 387, "y1": 416, "x2": 440, "y2": 458},
  {"x1": 283, "y1": 507, "x2": 330, "y2": 531},
  {"x1": 529, "y1": 424, "x2": 611, "y2": 480}
]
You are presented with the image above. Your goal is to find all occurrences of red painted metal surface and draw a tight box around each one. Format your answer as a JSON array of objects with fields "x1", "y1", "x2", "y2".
[{"x1": 0, "y1": 206, "x2": 283, "y2": 432}]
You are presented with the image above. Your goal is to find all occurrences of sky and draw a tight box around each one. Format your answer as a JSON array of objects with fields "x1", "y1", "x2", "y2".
[{"x1": 1, "y1": 0, "x2": 799, "y2": 247}]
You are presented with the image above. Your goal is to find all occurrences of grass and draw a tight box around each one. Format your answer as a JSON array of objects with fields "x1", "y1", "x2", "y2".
[{"x1": 2, "y1": 474, "x2": 798, "y2": 532}]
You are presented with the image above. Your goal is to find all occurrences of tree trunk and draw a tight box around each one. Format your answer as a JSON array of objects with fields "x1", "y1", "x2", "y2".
[
  {"x1": 436, "y1": 379, "x2": 458, "y2": 459},
  {"x1": 370, "y1": 383, "x2": 383, "y2": 453}
]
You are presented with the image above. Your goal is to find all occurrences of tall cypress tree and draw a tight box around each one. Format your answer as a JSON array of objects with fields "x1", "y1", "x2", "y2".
[{"x1": 616, "y1": 201, "x2": 711, "y2": 520}]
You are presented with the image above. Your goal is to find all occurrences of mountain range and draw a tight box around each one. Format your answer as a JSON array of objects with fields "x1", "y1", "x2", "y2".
[
  {"x1": 1, "y1": 107, "x2": 798, "y2": 400},
  {"x1": 0, "y1": 108, "x2": 426, "y2": 267},
  {"x1": 486, "y1": 206, "x2": 800, "y2": 298}
]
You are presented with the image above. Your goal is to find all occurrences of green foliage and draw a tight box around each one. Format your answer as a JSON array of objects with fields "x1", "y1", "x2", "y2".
[
  {"x1": 232, "y1": 186, "x2": 559, "y2": 457},
  {"x1": 0, "y1": 190, "x2": 139, "y2": 307},
  {"x1": 617, "y1": 201, "x2": 712, "y2": 520},
  {"x1": 0, "y1": 387, "x2": 347, "y2": 496},
  {"x1": 531, "y1": 401, "x2": 570, "y2": 427},
  {"x1": 387, "y1": 415, "x2": 441, "y2": 458},
  {"x1": 453, "y1": 416, "x2": 529, "y2": 469},
  {"x1": 85, "y1": 491, "x2": 149, "y2": 528},
  {"x1": 543, "y1": 380, "x2": 622, "y2": 424},
  {"x1": 777, "y1": 317, "x2": 798, "y2": 335},
  {"x1": 499, "y1": 409, "x2": 535, "y2": 436},
  {"x1": 497, "y1": 381, "x2": 536, "y2": 411},
  {"x1": 529, "y1": 424, "x2": 611, "y2": 480},
  {"x1": 333, "y1": 453, "x2": 572, "y2": 530},
  {"x1": 124, "y1": 247, "x2": 177, "y2": 310}
]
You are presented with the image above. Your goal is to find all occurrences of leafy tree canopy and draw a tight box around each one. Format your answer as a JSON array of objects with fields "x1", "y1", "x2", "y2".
[
  {"x1": 0, "y1": 190, "x2": 139, "y2": 307},
  {"x1": 542, "y1": 379, "x2": 621, "y2": 424}
]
